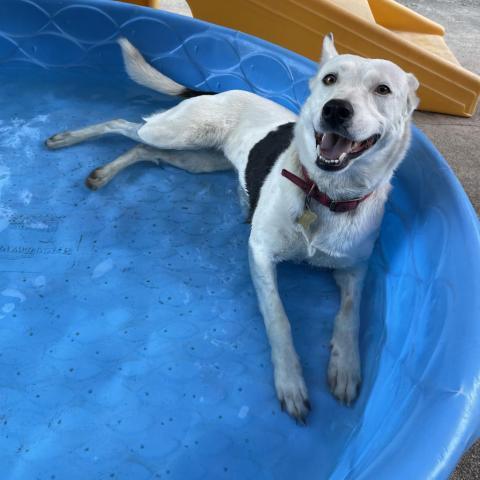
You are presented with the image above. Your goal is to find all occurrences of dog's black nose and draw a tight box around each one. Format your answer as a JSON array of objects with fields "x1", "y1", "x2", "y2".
[{"x1": 322, "y1": 99, "x2": 354, "y2": 127}]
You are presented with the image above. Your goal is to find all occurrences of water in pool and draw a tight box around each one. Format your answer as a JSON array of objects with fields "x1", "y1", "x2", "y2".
[{"x1": 0, "y1": 68, "x2": 381, "y2": 479}]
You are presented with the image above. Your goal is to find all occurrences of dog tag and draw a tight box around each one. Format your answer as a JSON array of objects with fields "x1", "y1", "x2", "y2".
[{"x1": 297, "y1": 208, "x2": 317, "y2": 232}]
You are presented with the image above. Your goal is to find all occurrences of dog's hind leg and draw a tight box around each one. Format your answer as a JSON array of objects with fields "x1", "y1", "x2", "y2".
[
  {"x1": 86, "y1": 145, "x2": 232, "y2": 190},
  {"x1": 46, "y1": 94, "x2": 235, "y2": 152},
  {"x1": 86, "y1": 144, "x2": 158, "y2": 190},
  {"x1": 45, "y1": 119, "x2": 142, "y2": 150}
]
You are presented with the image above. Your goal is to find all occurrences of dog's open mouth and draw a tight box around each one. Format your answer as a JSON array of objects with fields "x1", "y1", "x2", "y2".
[{"x1": 315, "y1": 132, "x2": 380, "y2": 171}]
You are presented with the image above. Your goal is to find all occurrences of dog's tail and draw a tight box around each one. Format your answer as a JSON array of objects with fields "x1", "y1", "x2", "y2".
[{"x1": 118, "y1": 38, "x2": 205, "y2": 98}]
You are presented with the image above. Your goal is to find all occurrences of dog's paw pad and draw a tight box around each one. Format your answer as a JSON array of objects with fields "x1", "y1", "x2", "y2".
[{"x1": 327, "y1": 348, "x2": 361, "y2": 405}]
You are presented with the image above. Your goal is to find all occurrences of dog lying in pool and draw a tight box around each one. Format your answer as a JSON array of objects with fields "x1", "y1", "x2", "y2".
[{"x1": 46, "y1": 35, "x2": 418, "y2": 424}]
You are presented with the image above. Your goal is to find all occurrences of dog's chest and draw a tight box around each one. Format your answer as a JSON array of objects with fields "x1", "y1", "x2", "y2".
[{"x1": 294, "y1": 207, "x2": 377, "y2": 269}]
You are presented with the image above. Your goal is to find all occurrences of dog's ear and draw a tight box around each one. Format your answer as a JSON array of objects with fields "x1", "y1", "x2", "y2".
[
  {"x1": 406, "y1": 73, "x2": 420, "y2": 115},
  {"x1": 310, "y1": 33, "x2": 338, "y2": 89},
  {"x1": 320, "y1": 33, "x2": 338, "y2": 65}
]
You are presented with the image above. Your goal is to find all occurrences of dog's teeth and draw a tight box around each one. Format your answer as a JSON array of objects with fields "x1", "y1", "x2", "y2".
[
  {"x1": 339, "y1": 153, "x2": 347, "y2": 161},
  {"x1": 317, "y1": 145, "x2": 321, "y2": 156}
]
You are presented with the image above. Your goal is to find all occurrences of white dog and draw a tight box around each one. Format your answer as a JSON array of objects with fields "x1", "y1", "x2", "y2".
[{"x1": 46, "y1": 35, "x2": 419, "y2": 424}]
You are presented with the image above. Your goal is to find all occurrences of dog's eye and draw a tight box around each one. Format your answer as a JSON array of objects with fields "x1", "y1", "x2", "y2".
[
  {"x1": 322, "y1": 74, "x2": 337, "y2": 86},
  {"x1": 375, "y1": 84, "x2": 391, "y2": 95}
]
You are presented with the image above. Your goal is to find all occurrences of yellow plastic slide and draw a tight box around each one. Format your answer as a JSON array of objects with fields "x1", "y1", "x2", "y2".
[{"x1": 120, "y1": 0, "x2": 480, "y2": 117}]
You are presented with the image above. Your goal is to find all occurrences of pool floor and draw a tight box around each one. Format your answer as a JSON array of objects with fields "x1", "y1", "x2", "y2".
[{"x1": 0, "y1": 69, "x2": 371, "y2": 480}]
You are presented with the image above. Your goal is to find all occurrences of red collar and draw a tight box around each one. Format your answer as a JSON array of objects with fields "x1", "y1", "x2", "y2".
[{"x1": 281, "y1": 166, "x2": 372, "y2": 213}]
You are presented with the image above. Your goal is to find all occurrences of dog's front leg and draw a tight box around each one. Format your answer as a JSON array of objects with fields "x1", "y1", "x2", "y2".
[
  {"x1": 328, "y1": 263, "x2": 367, "y2": 405},
  {"x1": 248, "y1": 241, "x2": 310, "y2": 423}
]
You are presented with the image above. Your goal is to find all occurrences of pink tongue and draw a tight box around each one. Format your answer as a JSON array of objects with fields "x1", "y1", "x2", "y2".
[{"x1": 320, "y1": 133, "x2": 353, "y2": 160}]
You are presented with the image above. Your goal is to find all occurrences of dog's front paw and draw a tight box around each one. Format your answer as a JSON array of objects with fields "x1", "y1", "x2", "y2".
[
  {"x1": 274, "y1": 363, "x2": 310, "y2": 424},
  {"x1": 327, "y1": 339, "x2": 361, "y2": 405}
]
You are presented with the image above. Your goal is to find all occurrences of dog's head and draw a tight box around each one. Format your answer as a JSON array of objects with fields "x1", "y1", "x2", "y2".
[{"x1": 295, "y1": 34, "x2": 419, "y2": 190}]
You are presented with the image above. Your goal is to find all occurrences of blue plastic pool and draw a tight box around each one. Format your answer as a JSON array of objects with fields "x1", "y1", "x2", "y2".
[{"x1": 0, "y1": 1, "x2": 479, "y2": 479}]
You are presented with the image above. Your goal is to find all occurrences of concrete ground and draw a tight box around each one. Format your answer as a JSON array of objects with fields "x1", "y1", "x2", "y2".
[
  {"x1": 159, "y1": 0, "x2": 479, "y2": 477},
  {"x1": 402, "y1": 0, "x2": 480, "y2": 216}
]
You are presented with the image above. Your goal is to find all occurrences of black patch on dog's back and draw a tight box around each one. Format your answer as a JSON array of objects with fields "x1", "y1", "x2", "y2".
[{"x1": 245, "y1": 122, "x2": 295, "y2": 222}]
